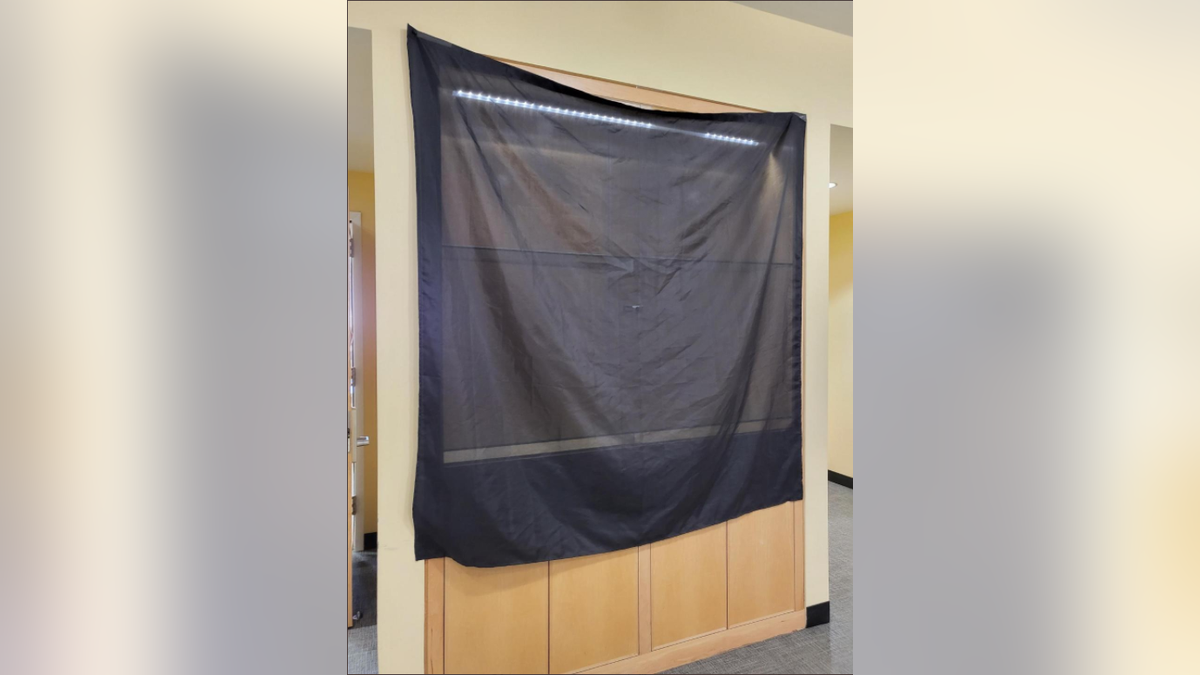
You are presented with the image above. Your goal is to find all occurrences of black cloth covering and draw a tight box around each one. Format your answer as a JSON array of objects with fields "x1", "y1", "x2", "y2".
[{"x1": 409, "y1": 27, "x2": 805, "y2": 567}]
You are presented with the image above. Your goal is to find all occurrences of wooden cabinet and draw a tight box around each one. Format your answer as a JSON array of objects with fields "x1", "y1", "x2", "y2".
[
  {"x1": 549, "y1": 548, "x2": 639, "y2": 673},
  {"x1": 650, "y1": 524, "x2": 728, "y2": 649},
  {"x1": 444, "y1": 560, "x2": 549, "y2": 674},
  {"x1": 429, "y1": 501, "x2": 805, "y2": 674},
  {"x1": 728, "y1": 503, "x2": 796, "y2": 626}
]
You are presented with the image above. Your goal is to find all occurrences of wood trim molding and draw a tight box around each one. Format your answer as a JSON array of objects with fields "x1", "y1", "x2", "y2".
[
  {"x1": 637, "y1": 545, "x2": 652, "y2": 654},
  {"x1": 424, "y1": 558, "x2": 445, "y2": 674},
  {"x1": 578, "y1": 609, "x2": 807, "y2": 674}
]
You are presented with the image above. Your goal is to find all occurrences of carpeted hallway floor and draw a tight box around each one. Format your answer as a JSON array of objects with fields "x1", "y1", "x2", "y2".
[
  {"x1": 347, "y1": 547, "x2": 378, "y2": 675},
  {"x1": 348, "y1": 482, "x2": 852, "y2": 674}
]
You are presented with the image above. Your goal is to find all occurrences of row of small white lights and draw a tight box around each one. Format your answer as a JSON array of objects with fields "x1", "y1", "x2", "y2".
[
  {"x1": 453, "y1": 90, "x2": 759, "y2": 146},
  {"x1": 701, "y1": 132, "x2": 757, "y2": 146}
]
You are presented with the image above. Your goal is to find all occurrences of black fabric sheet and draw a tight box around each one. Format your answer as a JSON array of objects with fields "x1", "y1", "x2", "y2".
[{"x1": 409, "y1": 28, "x2": 805, "y2": 567}]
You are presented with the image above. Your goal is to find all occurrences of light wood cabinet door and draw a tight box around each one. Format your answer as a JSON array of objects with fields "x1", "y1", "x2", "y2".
[
  {"x1": 549, "y1": 548, "x2": 639, "y2": 673},
  {"x1": 727, "y1": 502, "x2": 796, "y2": 626},
  {"x1": 650, "y1": 523, "x2": 728, "y2": 649},
  {"x1": 444, "y1": 560, "x2": 549, "y2": 674}
]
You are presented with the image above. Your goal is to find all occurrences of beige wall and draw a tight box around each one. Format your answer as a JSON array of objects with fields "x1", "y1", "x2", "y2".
[
  {"x1": 348, "y1": 170, "x2": 378, "y2": 535},
  {"x1": 348, "y1": 2, "x2": 849, "y2": 671},
  {"x1": 828, "y1": 211, "x2": 853, "y2": 478}
]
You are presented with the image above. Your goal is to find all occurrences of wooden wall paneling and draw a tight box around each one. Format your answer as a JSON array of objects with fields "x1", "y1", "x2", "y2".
[
  {"x1": 548, "y1": 548, "x2": 639, "y2": 674},
  {"x1": 444, "y1": 560, "x2": 549, "y2": 674},
  {"x1": 580, "y1": 610, "x2": 807, "y2": 675},
  {"x1": 424, "y1": 559, "x2": 445, "y2": 674},
  {"x1": 649, "y1": 524, "x2": 728, "y2": 649},
  {"x1": 637, "y1": 546, "x2": 651, "y2": 654},
  {"x1": 727, "y1": 503, "x2": 795, "y2": 627}
]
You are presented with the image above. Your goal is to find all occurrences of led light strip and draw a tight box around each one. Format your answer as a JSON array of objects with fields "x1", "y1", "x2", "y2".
[{"x1": 453, "y1": 90, "x2": 760, "y2": 146}]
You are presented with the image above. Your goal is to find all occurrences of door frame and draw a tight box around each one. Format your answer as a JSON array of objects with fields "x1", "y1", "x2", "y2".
[
  {"x1": 348, "y1": 214, "x2": 357, "y2": 628},
  {"x1": 349, "y1": 211, "x2": 368, "y2": 552}
]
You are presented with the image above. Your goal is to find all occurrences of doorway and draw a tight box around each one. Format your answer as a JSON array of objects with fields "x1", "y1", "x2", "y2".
[{"x1": 347, "y1": 24, "x2": 379, "y2": 672}]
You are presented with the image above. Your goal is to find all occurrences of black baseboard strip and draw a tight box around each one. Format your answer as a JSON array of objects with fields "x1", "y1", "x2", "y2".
[
  {"x1": 364, "y1": 532, "x2": 377, "y2": 550},
  {"x1": 806, "y1": 601, "x2": 830, "y2": 627},
  {"x1": 828, "y1": 470, "x2": 853, "y2": 489}
]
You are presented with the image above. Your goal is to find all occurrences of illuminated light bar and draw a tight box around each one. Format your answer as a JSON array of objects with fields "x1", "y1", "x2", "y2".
[
  {"x1": 453, "y1": 90, "x2": 760, "y2": 146},
  {"x1": 702, "y1": 132, "x2": 758, "y2": 146}
]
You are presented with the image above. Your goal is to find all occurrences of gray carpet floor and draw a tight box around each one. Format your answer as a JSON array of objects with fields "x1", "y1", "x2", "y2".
[
  {"x1": 347, "y1": 548, "x2": 378, "y2": 675},
  {"x1": 347, "y1": 482, "x2": 852, "y2": 674}
]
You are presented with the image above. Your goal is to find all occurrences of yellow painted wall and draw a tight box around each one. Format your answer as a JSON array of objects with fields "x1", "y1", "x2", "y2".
[
  {"x1": 348, "y1": 170, "x2": 378, "y2": 535},
  {"x1": 349, "y1": 3, "x2": 849, "y2": 671},
  {"x1": 829, "y1": 211, "x2": 853, "y2": 478}
]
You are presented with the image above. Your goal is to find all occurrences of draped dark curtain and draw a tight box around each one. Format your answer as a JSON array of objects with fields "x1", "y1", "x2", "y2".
[{"x1": 409, "y1": 27, "x2": 805, "y2": 567}]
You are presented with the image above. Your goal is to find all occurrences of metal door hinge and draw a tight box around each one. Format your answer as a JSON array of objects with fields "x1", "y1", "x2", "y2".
[
  {"x1": 351, "y1": 496, "x2": 357, "y2": 515},
  {"x1": 348, "y1": 235, "x2": 355, "y2": 258}
]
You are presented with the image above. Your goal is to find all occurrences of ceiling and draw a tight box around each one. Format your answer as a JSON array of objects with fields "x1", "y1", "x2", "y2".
[
  {"x1": 733, "y1": 1, "x2": 853, "y2": 36},
  {"x1": 348, "y1": 27, "x2": 373, "y2": 173},
  {"x1": 830, "y1": 125, "x2": 853, "y2": 215}
]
